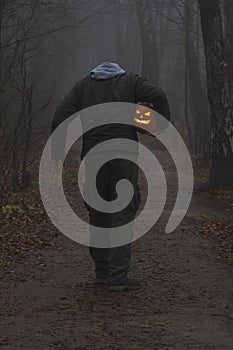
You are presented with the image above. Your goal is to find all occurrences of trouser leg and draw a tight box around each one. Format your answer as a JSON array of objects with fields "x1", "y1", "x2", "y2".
[
  {"x1": 85, "y1": 157, "x2": 112, "y2": 279},
  {"x1": 108, "y1": 243, "x2": 132, "y2": 284},
  {"x1": 89, "y1": 247, "x2": 110, "y2": 279},
  {"x1": 89, "y1": 211, "x2": 111, "y2": 279},
  {"x1": 108, "y1": 158, "x2": 141, "y2": 284},
  {"x1": 84, "y1": 154, "x2": 140, "y2": 283}
]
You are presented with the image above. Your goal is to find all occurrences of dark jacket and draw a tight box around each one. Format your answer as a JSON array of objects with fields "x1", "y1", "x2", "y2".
[{"x1": 51, "y1": 72, "x2": 170, "y2": 159}]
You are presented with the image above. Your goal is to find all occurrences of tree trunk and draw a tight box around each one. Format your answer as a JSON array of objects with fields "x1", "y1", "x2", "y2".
[
  {"x1": 136, "y1": 0, "x2": 159, "y2": 85},
  {"x1": 114, "y1": 1, "x2": 128, "y2": 68},
  {"x1": 184, "y1": 0, "x2": 194, "y2": 150},
  {"x1": 186, "y1": 0, "x2": 209, "y2": 156},
  {"x1": 224, "y1": 0, "x2": 233, "y2": 84},
  {"x1": 199, "y1": 0, "x2": 233, "y2": 186},
  {"x1": 0, "y1": 0, "x2": 4, "y2": 108}
]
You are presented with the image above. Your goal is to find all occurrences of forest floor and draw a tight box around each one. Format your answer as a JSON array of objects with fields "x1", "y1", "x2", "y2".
[{"x1": 1, "y1": 146, "x2": 233, "y2": 350}]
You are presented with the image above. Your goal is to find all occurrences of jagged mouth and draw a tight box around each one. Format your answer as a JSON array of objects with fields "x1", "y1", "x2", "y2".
[{"x1": 134, "y1": 117, "x2": 151, "y2": 125}]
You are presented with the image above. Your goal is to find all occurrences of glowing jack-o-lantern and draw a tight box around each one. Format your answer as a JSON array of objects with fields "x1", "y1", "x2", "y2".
[{"x1": 134, "y1": 104, "x2": 157, "y2": 134}]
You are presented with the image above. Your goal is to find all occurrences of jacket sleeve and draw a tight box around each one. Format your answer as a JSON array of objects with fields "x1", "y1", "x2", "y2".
[
  {"x1": 133, "y1": 75, "x2": 171, "y2": 122},
  {"x1": 51, "y1": 83, "x2": 81, "y2": 160}
]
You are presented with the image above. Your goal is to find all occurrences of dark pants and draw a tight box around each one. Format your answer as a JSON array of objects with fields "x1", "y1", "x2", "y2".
[{"x1": 84, "y1": 154, "x2": 140, "y2": 284}]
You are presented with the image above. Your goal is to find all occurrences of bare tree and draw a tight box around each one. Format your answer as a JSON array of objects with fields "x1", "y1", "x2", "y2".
[
  {"x1": 199, "y1": 0, "x2": 233, "y2": 186},
  {"x1": 0, "y1": 0, "x2": 76, "y2": 210},
  {"x1": 224, "y1": 0, "x2": 233, "y2": 85},
  {"x1": 184, "y1": 0, "x2": 209, "y2": 156},
  {"x1": 136, "y1": 0, "x2": 159, "y2": 84}
]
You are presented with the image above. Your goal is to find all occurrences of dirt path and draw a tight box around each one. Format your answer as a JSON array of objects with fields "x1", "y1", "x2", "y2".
[{"x1": 1, "y1": 149, "x2": 233, "y2": 349}]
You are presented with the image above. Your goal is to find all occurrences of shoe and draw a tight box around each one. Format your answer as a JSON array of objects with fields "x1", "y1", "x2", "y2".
[
  {"x1": 109, "y1": 278, "x2": 141, "y2": 292},
  {"x1": 95, "y1": 278, "x2": 108, "y2": 286}
]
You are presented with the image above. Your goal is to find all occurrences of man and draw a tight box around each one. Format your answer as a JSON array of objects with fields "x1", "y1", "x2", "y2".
[{"x1": 51, "y1": 62, "x2": 170, "y2": 292}]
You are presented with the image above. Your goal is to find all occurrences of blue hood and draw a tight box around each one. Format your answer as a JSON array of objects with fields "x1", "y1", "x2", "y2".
[{"x1": 91, "y1": 62, "x2": 126, "y2": 80}]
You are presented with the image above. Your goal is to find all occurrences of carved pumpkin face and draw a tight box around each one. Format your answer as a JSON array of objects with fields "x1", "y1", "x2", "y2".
[
  {"x1": 134, "y1": 104, "x2": 156, "y2": 134},
  {"x1": 134, "y1": 108, "x2": 152, "y2": 125}
]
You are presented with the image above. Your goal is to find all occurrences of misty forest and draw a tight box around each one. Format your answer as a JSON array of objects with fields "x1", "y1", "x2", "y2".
[{"x1": 1, "y1": 0, "x2": 233, "y2": 349}]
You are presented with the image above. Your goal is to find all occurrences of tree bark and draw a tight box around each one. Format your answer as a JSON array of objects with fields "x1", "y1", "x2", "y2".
[
  {"x1": 224, "y1": 0, "x2": 233, "y2": 84},
  {"x1": 136, "y1": 0, "x2": 159, "y2": 85},
  {"x1": 199, "y1": 0, "x2": 233, "y2": 186},
  {"x1": 184, "y1": 0, "x2": 193, "y2": 149},
  {"x1": 185, "y1": 0, "x2": 209, "y2": 156}
]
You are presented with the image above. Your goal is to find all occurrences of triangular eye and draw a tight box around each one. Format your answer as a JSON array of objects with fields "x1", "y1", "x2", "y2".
[
  {"x1": 144, "y1": 112, "x2": 151, "y2": 117},
  {"x1": 136, "y1": 110, "x2": 141, "y2": 114}
]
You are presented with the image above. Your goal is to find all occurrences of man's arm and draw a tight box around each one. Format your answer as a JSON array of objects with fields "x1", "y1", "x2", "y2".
[
  {"x1": 134, "y1": 75, "x2": 171, "y2": 122},
  {"x1": 51, "y1": 83, "x2": 81, "y2": 160}
]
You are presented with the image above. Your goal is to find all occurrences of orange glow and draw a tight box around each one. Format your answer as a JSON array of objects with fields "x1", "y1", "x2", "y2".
[{"x1": 134, "y1": 117, "x2": 151, "y2": 125}]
